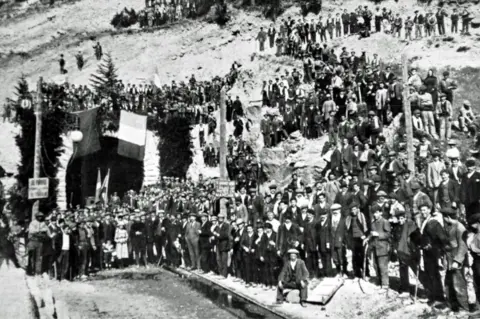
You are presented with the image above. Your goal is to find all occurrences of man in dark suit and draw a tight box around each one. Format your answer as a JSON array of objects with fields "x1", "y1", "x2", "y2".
[
  {"x1": 316, "y1": 210, "x2": 333, "y2": 277},
  {"x1": 460, "y1": 159, "x2": 480, "y2": 220},
  {"x1": 329, "y1": 203, "x2": 347, "y2": 276},
  {"x1": 437, "y1": 169, "x2": 460, "y2": 210},
  {"x1": 303, "y1": 210, "x2": 317, "y2": 278},
  {"x1": 276, "y1": 248, "x2": 309, "y2": 307},
  {"x1": 213, "y1": 213, "x2": 231, "y2": 278},
  {"x1": 198, "y1": 213, "x2": 212, "y2": 273},
  {"x1": 277, "y1": 213, "x2": 302, "y2": 261},
  {"x1": 185, "y1": 213, "x2": 201, "y2": 270},
  {"x1": 447, "y1": 157, "x2": 467, "y2": 185},
  {"x1": 334, "y1": 181, "x2": 352, "y2": 217},
  {"x1": 155, "y1": 211, "x2": 171, "y2": 264},
  {"x1": 419, "y1": 204, "x2": 447, "y2": 304},
  {"x1": 367, "y1": 205, "x2": 391, "y2": 290},
  {"x1": 249, "y1": 188, "x2": 265, "y2": 228},
  {"x1": 284, "y1": 198, "x2": 300, "y2": 222},
  {"x1": 379, "y1": 66, "x2": 395, "y2": 84},
  {"x1": 259, "y1": 223, "x2": 277, "y2": 288},
  {"x1": 145, "y1": 212, "x2": 157, "y2": 263}
]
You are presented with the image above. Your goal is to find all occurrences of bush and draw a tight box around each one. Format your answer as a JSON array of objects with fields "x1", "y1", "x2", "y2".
[{"x1": 111, "y1": 8, "x2": 138, "y2": 29}]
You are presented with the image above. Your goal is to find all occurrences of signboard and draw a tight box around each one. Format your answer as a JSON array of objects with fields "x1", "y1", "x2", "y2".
[
  {"x1": 28, "y1": 178, "x2": 49, "y2": 200},
  {"x1": 215, "y1": 179, "x2": 236, "y2": 198}
]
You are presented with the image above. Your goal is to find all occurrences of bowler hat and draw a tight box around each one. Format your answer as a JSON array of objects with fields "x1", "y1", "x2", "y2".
[
  {"x1": 287, "y1": 248, "x2": 299, "y2": 255},
  {"x1": 331, "y1": 203, "x2": 342, "y2": 210}
]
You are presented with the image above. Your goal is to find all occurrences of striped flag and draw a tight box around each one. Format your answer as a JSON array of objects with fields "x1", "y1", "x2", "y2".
[
  {"x1": 117, "y1": 111, "x2": 147, "y2": 161},
  {"x1": 94, "y1": 168, "x2": 102, "y2": 203},
  {"x1": 100, "y1": 168, "x2": 110, "y2": 205}
]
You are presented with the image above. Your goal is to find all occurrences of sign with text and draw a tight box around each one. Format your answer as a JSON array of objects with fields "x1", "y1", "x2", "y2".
[
  {"x1": 215, "y1": 180, "x2": 236, "y2": 198},
  {"x1": 28, "y1": 178, "x2": 49, "y2": 199}
]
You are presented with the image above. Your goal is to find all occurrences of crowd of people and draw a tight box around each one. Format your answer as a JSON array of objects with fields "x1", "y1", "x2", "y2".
[
  {"x1": 256, "y1": 4, "x2": 474, "y2": 57},
  {"x1": 139, "y1": 0, "x2": 199, "y2": 28},
  {"x1": 258, "y1": 42, "x2": 478, "y2": 147},
  {"x1": 22, "y1": 149, "x2": 480, "y2": 313},
  {"x1": 4, "y1": 1, "x2": 480, "y2": 315}
]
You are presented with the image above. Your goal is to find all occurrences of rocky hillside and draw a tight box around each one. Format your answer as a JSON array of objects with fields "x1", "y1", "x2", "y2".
[{"x1": 2, "y1": 0, "x2": 480, "y2": 185}]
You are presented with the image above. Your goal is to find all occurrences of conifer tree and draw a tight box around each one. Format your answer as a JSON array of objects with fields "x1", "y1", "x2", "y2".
[
  {"x1": 14, "y1": 74, "x2": 30, "y2": 101},
  {"x1": 90, "y1": 53, "x2": 120, "y2": 110}
]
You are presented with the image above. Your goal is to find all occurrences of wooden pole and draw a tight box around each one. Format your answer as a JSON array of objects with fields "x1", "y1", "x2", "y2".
[
  {"x1": 219, "y1": 86, "x2": 228, "y2": 215},
  {"x1": 31, "y1": 77, "x2": 43, "y2": 221},
  {"x1": 219, "y1": 87, "x2": 227, "y2": 179},
  {"x1": 401, "y1": 54, "x2": 415, "y2": 174}
]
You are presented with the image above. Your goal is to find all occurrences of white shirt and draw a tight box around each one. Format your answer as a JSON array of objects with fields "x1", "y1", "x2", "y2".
[
  {"x1": 62, "y1": 230, "x2": 70, "y2": 251},
  {"x1": 290, "y1": 260, "x2": 297, "y2": 270},
  {"x1": 266, "y1": 219, "x2": 280, "y2": 233}
]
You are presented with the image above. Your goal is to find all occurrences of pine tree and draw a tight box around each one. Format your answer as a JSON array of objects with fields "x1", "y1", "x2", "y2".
[
  {"x1": 14, "y1": 74, "x2": 30, "y2": 101},
  {"x1": 90, "y1": 53, "x2": 120, "y2": 110}
]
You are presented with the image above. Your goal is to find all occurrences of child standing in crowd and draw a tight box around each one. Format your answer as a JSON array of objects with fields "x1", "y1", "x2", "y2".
[{"x1": 102, "y1": 240, "x2": 115, "y2": 269}]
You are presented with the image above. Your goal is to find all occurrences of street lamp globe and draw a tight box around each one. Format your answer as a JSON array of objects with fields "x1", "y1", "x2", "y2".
[{"x1": 71, "y1": 130, "x2": 83, "y2": 143}]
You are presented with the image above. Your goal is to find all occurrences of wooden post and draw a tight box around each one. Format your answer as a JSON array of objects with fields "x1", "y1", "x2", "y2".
[
  {"x1": 219, "y1": 86, "x2": 228, "y2": 215},
  {"x1": 401, "y1": 54, "x2": 415, "y2": 173},
  {"x1": 31, "y1": 77, "x2": 43, "y2": 220}
]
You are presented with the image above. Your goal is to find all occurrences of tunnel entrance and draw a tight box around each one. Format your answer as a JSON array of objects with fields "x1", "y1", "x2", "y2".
[{"x1": 66, "y1": 136, "x2": 144, "y2": 208}]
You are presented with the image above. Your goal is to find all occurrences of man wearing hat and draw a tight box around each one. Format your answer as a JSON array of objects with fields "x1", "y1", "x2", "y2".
[
  {"x1": 259, "y1": 223, "x2": 277, "y2": 289},
  {"x1": 458, "y1": 100, "x2": 476, "y2": 135},
  {"x1": 345, "y1": 202, "x2": 368, "y2": 279},
  {"x1": 437, "y1": 169, "x2": 460, "y2": 210},
  {"x1": 460, "y1": 158, "x2": 480, "y2": 220},
  {"x1": 277, "y1": 212, "x2": 301, "y2": 261},
  {"x1": 418, "y1": 204, "x2": 446, "y2": 305},
  {"x1": 185, "y1": 213, "x2": 201, "y2": 271},
  {"x1": 410, "y1": 182, "x2": 432, "y2": 219},
  {"x1": 427, "y1": 150, "x2": 446, "y2": 204},
  {"x1": 418, "y1": 85, "x2": 437, "y2": 138},
  {"x1": 445, "y1": 140, "x2": 460, "y2": 160},
  {"x1": 394, "y1": 208, "x2": 422, "y2": 298},
  {"x1": 448, "y1": 156, "x2": 467, "y2": 185},
  {"x1": 232, "y1": 218, "x2": 246, "y2": 281},
  {"x1": 198, "y1": 213, "x2": 212, "y2": 273},
  {"x1": 436, "y1": 93, "x2": 452, "y2": 141},
  {"x1": 412, "y1": 109, "x2": 425, "y2": 133},
  {"x1": 442, "y1": 207, "x2": 469, "y2": 314},
  {"x1": 276, "y1": 248, "x2": 309, "y2": 307},
  {"x1": 234, "y1": 197, "x2": 249, "y2": 224},
  {"x1": 367, "y1": 204, "x2": 391, "y2": 291},
  {"x1": 249, "y1": 187, "x2": 265, "y2": 229},
  {"x1": 334, "y1": 181, "x2": 352, "y2": 218},
  {"x1": 213, "y1": 213, "x2": 231, "y2": 278},
  {"x1": 329, "y1": 203, "x2": 347, "y2": 277},
  {"x1": 27, "y1": 211, "x2": 51, "y2": 276}
]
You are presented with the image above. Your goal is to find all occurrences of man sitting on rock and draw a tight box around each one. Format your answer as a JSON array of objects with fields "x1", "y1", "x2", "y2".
[{"x1": 276, "y1": 248, "x2": 309, "y2": 307}]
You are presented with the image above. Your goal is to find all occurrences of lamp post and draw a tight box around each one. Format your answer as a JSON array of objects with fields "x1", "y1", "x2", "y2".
[{"x1": 69, "y1": 117, "x2": 83, "y2": 208}]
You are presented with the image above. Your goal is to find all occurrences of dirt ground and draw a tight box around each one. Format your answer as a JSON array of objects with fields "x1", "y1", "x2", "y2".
[{"x1": 50, "y1": 268, "x2": 236, "y2": 319}]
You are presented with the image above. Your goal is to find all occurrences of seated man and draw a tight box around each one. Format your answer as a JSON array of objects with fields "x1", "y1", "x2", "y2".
[{"x1": 276, "y1": 248, "x2": 309, "y2": 307}]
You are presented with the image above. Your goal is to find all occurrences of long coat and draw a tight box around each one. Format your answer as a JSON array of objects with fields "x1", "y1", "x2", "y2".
[
  {"x1": 369, "y1": 217, "x2": 391, "y2": 257},
  {"x1": 114, "y1": 228, "x2": 129, "y2": 259}
]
